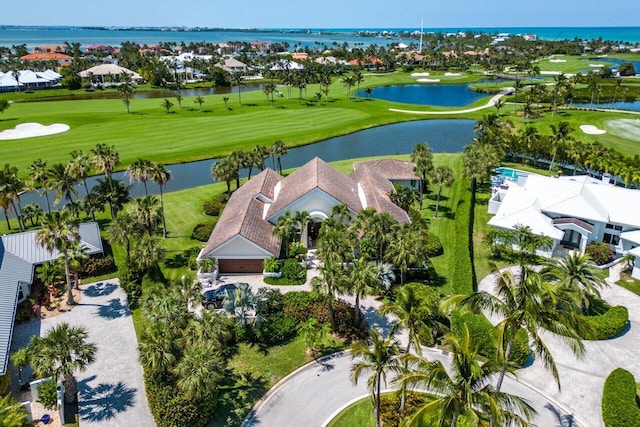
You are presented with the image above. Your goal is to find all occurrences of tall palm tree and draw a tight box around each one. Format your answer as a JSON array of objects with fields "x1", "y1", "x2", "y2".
[
  {"x1": 173, "y1": 342, "x2": 223, "y2": 399},
  {"x1": 0, "y1": 163, "x2": 29, "y2": 231},
  {"x1": 108, "y1": 211, "x2": 143, "y2": 261},
  {"x1": 127, "y1": 158, "x2": 155, "y2": 196},
  {"x1": 28, "y1": 322, "x2": 97, "y2": 403},
  {"x1": 67, "y1": 150, "x2": 92, "y2": 197},
  {"x1": 130, "y1": 195, "x2": 162, "y2": 235},
  {"x1": 311, "y1": 260, "x2": 344, "y2": 330},
  {"x1": 543, "y1": 252, "x2": 607, "y2": 314},
  {"x1": 211, "y1": 158, "x2": 236, "y2": 195},
  {"x1": 398, "y1": 327, "x2": 535, "y2": 427},
  {"x1": 116, "y1": 71, "x2": 135, "y2": 113},
  {"x1": 138, "y1": 322, "x2": 177, "y2": 377},
  {"x1": 132, "y1": 234, "x2": 165, "y2": 275},
  {"x1": 432, "y1": 165, "x2": 454, "y2": 217},
  {"x1": 90, "y1": 143, "x2": 120, "y2": 191},
  {"x1": 411, "y1": 142, "x2": 434, "y2": 202},
  {"x1": 194, "y1": 95, "x2": 206, "y2": 111},
  {"x1": 29, "y1": 158, "x2": 52, "y2": 213},
  {"x1": 229, "y1": 72, "x2": 245, "y2": 105},
  {"x1": 48, "y1": 163, "x2": 79, "y2": 207},
  {"x1": 350, "y1": 328, "x2": 402, "y2": 427},
  {"x1": 253, "y1": 145, "x2": 270, "y2": 171},
  {"x1": 348, "y1": 257, "x2": 377, "y2": 326},
  {"x1": 452, "y1": 267, "x2": 585, "y2": 392},
  {"x1": 91, "y1": 177, "x2": 129, "y2": 219},
  {"x1": 270, "y1": 140, "x2": 288, "y2": 175},
  {"x1": 149, "y1": 162, "x2": 171, "y2": 237},
  {"x1": 504, "y1": 224, "x2": 553, "y2": 283},
  {"x1": 222, "y1": 283, "x2": 266, "y2": 328},
  {"x1": 549, "y1": 121, "x2": 574, "y2": 172},
  {"x1": 386, "y1": 225, "x2": 423, "y2": 286},
  {"x1": 36, "y1": 209, "x2": 81, "y2": 306},
  {"x1": 273, "y1": 210, "x2": 297, "y2": 257}
]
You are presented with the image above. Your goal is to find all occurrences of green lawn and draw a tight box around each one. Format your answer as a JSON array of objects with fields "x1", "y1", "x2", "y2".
[
  {"x1": 326, "y1": 396, "x2": 376, "y2": 427},
  {"x1": 617, "y1": 272, "x2": 640, "y2": 297},
  {"x1": 533, "y1": 54, "x2": 615, "y2": 74}
]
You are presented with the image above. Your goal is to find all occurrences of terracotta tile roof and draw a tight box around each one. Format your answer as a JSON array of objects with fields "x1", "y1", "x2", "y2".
[
  {"x1": 20, "y1": 52, "x2": 72, "y2": 61},
  {"x1": 267, "y1": 157, "x2": 362, "y2": 219},
  {"x1": 202, "y1": 168, "x2": 282, "y2": 256},
  {"x1": 350, "y1": 166, "x2": 410, "y2": 224},
  {"x1": 353, "y1": 159, "x2": 419, "y2": 181}
]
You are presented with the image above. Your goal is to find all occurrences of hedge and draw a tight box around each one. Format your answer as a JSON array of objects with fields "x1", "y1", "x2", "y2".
[
  {"x1": 79, "y1": 255, "x2": 117, "y2": 277},
  {"x1": 602, "y1": 368, "x2": 640, "y2": 427},
  {"x1": 452, "y1": 177, "x2": 475, "y2": 294},
  {"x1": 579, "y1": 306, "x2": 629, "y2": 340},
  {"x1": 203, "y1": 198, "x2": 225, "y2": 216},
  {"x1": 191, "y1": 219, "x2": 218, "y2": 242},
  {"x1": 451, "y1": 311, "x2": 529, "y2": 367}
]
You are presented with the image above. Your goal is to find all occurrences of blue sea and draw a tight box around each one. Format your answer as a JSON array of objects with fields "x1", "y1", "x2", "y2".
[{"x1": 0, "y1": 26, "x2": 638, "y2": 50}]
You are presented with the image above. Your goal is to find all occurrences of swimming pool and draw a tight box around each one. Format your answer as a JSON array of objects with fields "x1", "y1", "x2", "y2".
[{"x1": 495, "y1": 167, "x2": 519, "y2": 179}]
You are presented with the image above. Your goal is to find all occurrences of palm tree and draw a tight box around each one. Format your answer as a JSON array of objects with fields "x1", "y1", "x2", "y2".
[
  {"x1": 223, "y1": 283, "x2": 266, "y2": 328},
  {"x1": 138, "y1": 323, "x2": 177, "y2": 377},
  {"x1": 116, "y1": 71, "x2": 135, "y2": 113},
  {"x1": 253, "y1": 145, "x2": 270, "y2": 171},
  {"x1": 36, "y1": 209, "x2": 81, "y2": 306},
  {"x1": 311, "y1": 260, "x2": 344, "y2": 330},
  {"x1": 342, "y1": 76, "x2": 355, "y2": 100},
  {"x1": 494, "y1": 97, "x2": 505, "y2": 115},
  {"x1": 132, "y1": 234, "x2": 165, "y2": 275},
  {"x1": 504, "y1": 224, "x2": 553, "y2": 283},
  {"x1": 11, "y1": 348, "x2": 29, "y2": 390},
  {"x1": 453, "y1": 267, "x2": 585, "y2": 392},
  {"x1": 173, "y1": 342, "x2": 223, "y2": 399},
  {"x1": 411, "y1": 143, "x2": 434, "y2": 202},
  {"x1": 273, "y1": 210, "x2": 297, "y2": 257},
  {"x1": 369, "y1": 212, "x2": 398, "y2": 261},
  {"x1": 0, "y1": 163, "x2": 29, "y2": 231},
  {"x1": 67, "y1": 150, "x2": 92, "y2": 197},
  {"x1": 353, "y1": 69, "x2": 364, "y2": 98},
  {"x1": 348, "y1": 257, "x2": 377, "y2": 326},
  {"x1": 29, "y1": 158, "x2": 52, "y2": 213},
  {"x1": 0, "y1": 394, "x2": 28, "y2": 426},
  {"x1": 162, "y1": 98, "x2": 174, "y2": 113},
  {"x1": 229, "y1": 72, "x2": 245, "y2": 105},
  {"x1": 48, "y1": 163, "x2": 79, "y2": 207},
  {"x1": 211, "y1": 158, "x2": 237, "y2": 195},
  {"x1": 270, "y1": 140, "x2": 288, "y2": 175},
  {"x1": 350, "y1": 328, "x2": 402, "y2": 427},
  {"x1": 22, "y1": 203, "x2": 44, "y2": 227},
  {"x1": 222, "y1": 96, "x2": 230, "y2": 110},
  {"x1": 127, "y1": 158, "x2": 155, "y2": 196},
  {"x1": 194, "y1": 95, "x2": 206, "y2": 111},
  {"x1": 90, "y1": 143, "x2": 120, "y2": 191},
  {"x1": 149, "y1": 162, "x2": 171, "y2": 237},
  {"x1": 543, "y1": 252, "x2": 607, "y2": 314},
  {"x1": 549, "y1": 121, "x2": 574, "y2": 172},
  {"x1": 398, "y1": 327, "x2": 535, "y2": 427},
  {"x1": 130, "y1": 195, "x2": 162, "y2": 235},
  {"x1": 432, "y1": 165, "x2": 454, "y2": 217},
  {"x1": 108, "y1": 211, "x2": 143, "y2": 261},
  {"x1": 91, "y1": 178, "x2": 129, "y2": 219},
  {"x1": 28, "y1": 322, "x2": 97, "y2": 403},
  {"x1": 386, "y1": 225, "x2": 423, "y2": 286}
]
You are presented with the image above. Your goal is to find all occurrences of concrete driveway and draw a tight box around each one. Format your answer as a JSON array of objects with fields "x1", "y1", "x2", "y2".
[{"x1": 11, "y1": 279, "x2": 155, "y2": 427}]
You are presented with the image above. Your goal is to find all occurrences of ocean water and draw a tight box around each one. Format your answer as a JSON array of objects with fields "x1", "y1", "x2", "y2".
[{"x1": 0, "y1": 26, "x2": 638, "y2": 50}]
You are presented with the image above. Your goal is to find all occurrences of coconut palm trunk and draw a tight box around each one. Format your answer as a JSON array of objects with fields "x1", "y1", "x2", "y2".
[{"x1": 496, "y1": 336, "x2": 515, "y2": 391}]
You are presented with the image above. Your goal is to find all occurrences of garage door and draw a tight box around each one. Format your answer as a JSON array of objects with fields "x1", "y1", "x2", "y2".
[{"x1": 218, "y1": 259, "x2": 264, "y2": 273}]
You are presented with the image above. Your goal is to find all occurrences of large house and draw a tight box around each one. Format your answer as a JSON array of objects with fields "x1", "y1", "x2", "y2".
[
  {"x1": 199, "y1": 157, "x2": 418, "y2": 273},
  {"x1": 0, "y1": 223, "x2": 104, "y2": 374},
  {"x1": 488, "y1": 171, "x2": 640, "y2": 277}
]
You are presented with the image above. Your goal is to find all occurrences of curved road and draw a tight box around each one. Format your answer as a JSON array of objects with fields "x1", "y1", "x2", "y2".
[{"x1": 389, "y1": 90, "x2": 513, "y2": 115}]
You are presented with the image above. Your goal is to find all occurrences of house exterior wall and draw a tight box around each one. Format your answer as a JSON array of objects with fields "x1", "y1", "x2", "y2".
[
  {"x1": 269, "y1": 189, "x2": 348, "y2": 225},
  {"x1": 208, "y1": 236, "x2": 272, "y2": 259}
]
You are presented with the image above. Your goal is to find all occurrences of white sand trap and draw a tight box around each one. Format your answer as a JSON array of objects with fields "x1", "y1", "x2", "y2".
[
  {"x1": 417, "y1": 78, "x2": 440, "y2": 82},
  {"x1": 444, "y1": 72, "x2": 462, "y2": 76},
  {"x1": 580, "y1": 125, "x2": 606, "y2": 135},
  {"x1": 411, "y1": 72, "x2": 430, "y2": 77},
  {"x1": 540, "y1": 71, "x2": 562, "y2": 75},
  {"x1": 0, "y1": 122, "x2": 70, "y2": 140},
  {"x1": 549, "y1": 59, "x2": 566, "y2": 63},
  {"x1": 589, "y1": 64, "x2": 604, "y2": 67},
  {"x1": 605, "y1": 119, "x2": 640, "y2": 142}
]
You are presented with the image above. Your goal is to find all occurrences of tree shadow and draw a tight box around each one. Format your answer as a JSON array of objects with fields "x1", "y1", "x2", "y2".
[
  {"x1": 212, "y1": 370, "x2": 268, "y2": 427},
  {"x1": 84, "y1": 282, "x2": 117, "y2": 298},
  {"x1": 362, "y1": 305, "x2": 395, "y2": 336},
  {"x1": 96, "y1": 298, "x2": 130, "y2": 320},
  {"x1": 544, "y1": 403, "x2": 576, "y2": 427},
  {"x1": 78, "y1": 375, "x2": 137, "y2": 422}
]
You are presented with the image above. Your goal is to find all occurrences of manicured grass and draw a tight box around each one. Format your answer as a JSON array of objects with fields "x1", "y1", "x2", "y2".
[
  {"x1": 326, "y1": 396, "x2": 376, "y2": 427},
  {"x1": 617, "y1": 272, "x2": 640, "y2": 297},
  {"x1": 533, "y1": 54, "x2": 615, "y2": 74}
]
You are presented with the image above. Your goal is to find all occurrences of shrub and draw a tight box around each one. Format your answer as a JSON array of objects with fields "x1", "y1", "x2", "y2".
[
  {"x1": 145, "y1": 372, "x2": 217, "y2": 427},
  {"x1": 423, "y1": 232, "x2": 443, "y2": 257},
  {"x1": 580, "y1": 305, "x2": 629, "y2": 340},
  {"x1": 289, "y1": 242, "x2": 308, "y2": 259},
  {"x1": 203, "y1": 198, "x2": 225, "y2": 216},
  {"x1": 380, "y1": 392, "x2": 427, "y2": 427},
  {"x1": 37, "y1": 379, "x2": 58, "y2": 409},
  {"x1": 252, "y1": 289, "x2": 298, "y2": 345},
  {"x1": 262, "y1": 257, "x2": 280, "y2": 273},
  {"x1": 281, "y1": 258, "x2": 306, "y2": 282},
  {"x1": 80, "y1": 255, "x2": 117, "y2": 277},
  {"x1": 191, "y1": 219, "x2": 217, "y2": 242},
  {"x1": 602, "y1": 368, "x2": 640, "y2": 427},
  {"x1": 451, "y1": 311, "x2": 529, "y2": 367},
  {"x1": 586, "y1": 242, "x2": 614, "y2": 265}
]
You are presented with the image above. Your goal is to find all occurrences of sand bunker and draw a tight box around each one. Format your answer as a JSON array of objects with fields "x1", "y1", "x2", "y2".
[
  {"x1": 0, "y1": 123, "x2": 70, "y2": 140},
  {"x1": 605, "y1": 119, "x2": 640, "y2": 142},
  {"x1": 540, "y1": 71, "x2": 562, "y2": 75},
  {"x1": 549, "y1": 59, "x2": 566, "y2": 63},
  {"x1": 417, "y1": 78, "x2": 440, "y2": 83},
  {"x1": 589, "y1": 64, "x2": 604, "y2": 67},
  {"x1": 444, "y1": 72, "x2": 462, "y2": 76},
  {"x1": 580, "y1": 125, "x2": 607, "y2": 135},
  {"x1": 411, "y1": 72, "x2": 430, "y2": 77}
]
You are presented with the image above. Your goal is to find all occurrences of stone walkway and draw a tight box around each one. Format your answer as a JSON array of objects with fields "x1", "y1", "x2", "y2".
[{"x1": 10, "y1": 279, "x2": 154, "y2": 427}]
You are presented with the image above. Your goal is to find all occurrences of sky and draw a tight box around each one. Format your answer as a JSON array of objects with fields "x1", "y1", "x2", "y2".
[{"x1": 2, "y1": 0, "x2": 639, "y2": 28}]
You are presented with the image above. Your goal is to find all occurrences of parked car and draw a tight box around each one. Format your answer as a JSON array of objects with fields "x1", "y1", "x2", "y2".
[{"x1": 202, "y1": 283, "x2": 238, "y2": 310}]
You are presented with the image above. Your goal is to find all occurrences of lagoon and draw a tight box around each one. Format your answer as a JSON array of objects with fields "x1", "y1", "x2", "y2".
[{"x1": 357, "y1": 84, "x2": 492, "y2": 107}]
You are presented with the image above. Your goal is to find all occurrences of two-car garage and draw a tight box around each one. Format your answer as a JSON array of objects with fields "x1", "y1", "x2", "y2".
[{"x1": 217, "y1": 258, "x2": 264, "y2": 274}]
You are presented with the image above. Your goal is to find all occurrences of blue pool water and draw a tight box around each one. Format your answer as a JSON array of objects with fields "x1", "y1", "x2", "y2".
[{"x1": 495, "y1": 167, "x2": 519, "y2": 179}]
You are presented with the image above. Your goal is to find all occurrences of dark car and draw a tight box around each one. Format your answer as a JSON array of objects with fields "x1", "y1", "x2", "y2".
[{"x1": 202, "y1": 284, "x2": 238, "y2": 310}]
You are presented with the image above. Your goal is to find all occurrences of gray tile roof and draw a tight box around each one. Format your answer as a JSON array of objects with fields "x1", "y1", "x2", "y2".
[{"x1": 0, "y1": 222, "x2": 103, "y2": 375}]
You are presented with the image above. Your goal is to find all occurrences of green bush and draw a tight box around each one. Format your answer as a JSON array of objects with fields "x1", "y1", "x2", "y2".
[
  {"x1": 424, "y1": 232, "x2": 443, "y2": 257},
  {"x1": 80, "y1": 255, "x2": 117, "y2": 277},
  {"x1": 403, "y1": 283, "x2": 443, "y2": 345},
  {"x1": 580, "y1": 305, "x2": 629, "y2": 340},
  {"x1": 145, "y1": 372, "x2": 217, "y2": 427},
  {"x1": 451, "y1": 311, "x2": 529, "y2": 367},
  {"x1": 602, "y1": 368, "x2": 640, "y2": 427},
  {"x1": 252, "y1": 289, "x2": 298, "y2": 345},
  {"x1": 37, "y1": 379, "x2": 58, "y2": 409},
  {"x1": 281, "y1": 258, "x2": 306, "y2": 282},
  {"x1": 203, "y1": 198, "x2": 225, "y2": 216},
  {"x1": 586, "y1": 242, "x2": 614, "y2": 265},
  {"x1": 262, "y1": 257, "x2": 280, "y2": 273},
  {"x1": 191, "y1": 219, "x2": 218, "y2": 242}
]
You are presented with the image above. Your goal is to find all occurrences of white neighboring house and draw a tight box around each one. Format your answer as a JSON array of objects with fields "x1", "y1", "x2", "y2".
[
  {"x1": 488, "y1": 171, "x2": 640, "y2": 277},
  {"x1": 0, "y1": 222, "x2": 104, "y2": 375}
]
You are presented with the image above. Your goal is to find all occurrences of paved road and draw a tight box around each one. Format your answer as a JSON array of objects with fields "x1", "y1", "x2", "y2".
[{"x1": 11, "y1": 279, "x2": 155, "y2": 427}]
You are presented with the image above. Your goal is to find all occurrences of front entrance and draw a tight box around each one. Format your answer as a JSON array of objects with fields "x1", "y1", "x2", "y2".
[
  {"x1": 561, "y1": 229, "x2": 582, "y2": 249},
  {"x1": 306, "y1": 221, "x2": 322, "y2": 249}
]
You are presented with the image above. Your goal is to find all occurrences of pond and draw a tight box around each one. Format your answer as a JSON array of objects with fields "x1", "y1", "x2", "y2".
[
  {"x1": 17, "y1": 119, "x2": 476, "y2": 210},
  {"x1": 355, "y1": 83, "x2": 493, "y2": 107},
  {"x1": 573, "y1": 101, "x2": 640, "y2": 112}
]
